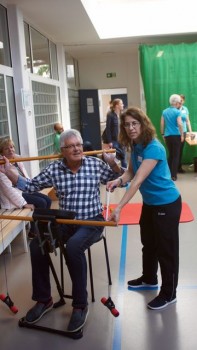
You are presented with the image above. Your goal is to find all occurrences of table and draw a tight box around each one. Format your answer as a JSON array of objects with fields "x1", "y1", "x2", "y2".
[
  {"x1": 185, "y1": 132, "x2": 197, "y2": 146},
  {"x1": 103, "y1": 202, "x2": 194, "y2": 225}
]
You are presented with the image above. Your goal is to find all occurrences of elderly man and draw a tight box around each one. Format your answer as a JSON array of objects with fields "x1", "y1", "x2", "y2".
[
  {"x1": 0, "y1": 129, "x2": 122, "y2": 333},
  {"x1": 160, "y1": 94, "x2": 184, "y2": 181}
]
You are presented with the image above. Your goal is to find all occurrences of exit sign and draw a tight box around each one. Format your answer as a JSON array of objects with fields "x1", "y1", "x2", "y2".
[{"x1": 106, "y1": 72, "x2": 116, "y2": 78}]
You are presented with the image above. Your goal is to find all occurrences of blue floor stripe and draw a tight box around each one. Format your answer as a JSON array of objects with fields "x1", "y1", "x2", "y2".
[
  {"x1": 127, "y1": 285, "x2": 197, "y2": 291},
  {"x1": 128, "y1": 286, "x2": 158, "y2": 291},
  {"x1": 112, "y1": 225, "x2": 128, "y2": 350},
  {"x1": 111, "y1": 222, "x2": 197, "y2": 350}
]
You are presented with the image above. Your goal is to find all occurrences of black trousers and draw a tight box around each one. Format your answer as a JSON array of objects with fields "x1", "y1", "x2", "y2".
[
  {"x1": 178, "y1": 132, "x2": 186, "y2": 170},
  {"x1": 112, "y1": 141, "x2": 127, "y2": 168},
  {"x1": 139, "y1": 196, "x2": 181, "y2": 300},
  {"x1": 165, "y1": 135, "x2": 181, "y2": 178}
]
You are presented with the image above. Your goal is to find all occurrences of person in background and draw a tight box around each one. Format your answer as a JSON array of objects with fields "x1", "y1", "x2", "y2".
[
  {"x1": 160, "y1": 94, "x2": 184, "y2": 181},
  {"x1": 0, "y1": 138, "x2": 51, "y2": 239},
  {"x1": 0, "y1": 129, "x2": 123, "y2": 333},
  {"x1": 83, "y1": 140, "x2": 97, "y2": 157},
  {"x1": 53, "y1": 122, "x2": 64, "y2": 154},
  {"x1": 178, "y1": 94, "x2": 192, "y2": 173},
  {"x1": 106, "y1": 107, "x2": 182, "y2": 311},
  {"x1": 102, "y1": 98, "x2": 127, "y2": 168}
]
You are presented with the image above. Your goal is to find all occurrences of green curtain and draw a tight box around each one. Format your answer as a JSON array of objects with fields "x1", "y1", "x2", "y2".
[{"x1": 139, "y1": 43, "x2": 197, "y2": 163}]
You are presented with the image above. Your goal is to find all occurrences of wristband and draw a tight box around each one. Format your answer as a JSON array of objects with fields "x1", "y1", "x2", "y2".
[{"x1": 118, "y1": 177, "x2": 123, "y2": 186}]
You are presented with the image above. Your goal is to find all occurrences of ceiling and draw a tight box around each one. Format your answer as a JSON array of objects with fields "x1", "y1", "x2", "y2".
[{"x1": 4, "y1": 0, "x2": 197, "y2": 59}]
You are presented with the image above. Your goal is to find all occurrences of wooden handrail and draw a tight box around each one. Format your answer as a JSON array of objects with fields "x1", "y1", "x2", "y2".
[
  {"x1": 0, "y1": 215, "x2": 117, "y2": 227},
  {"x1": 0, "y1": 149, "x2": 115, "y2": 164}
]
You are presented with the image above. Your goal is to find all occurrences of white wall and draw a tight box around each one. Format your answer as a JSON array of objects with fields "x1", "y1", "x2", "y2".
[
  {"x1": 57, "y1": 44, "x2": 71, "y2": 130},
  {"x1": 7, "y1": 5, "x2": 39, "y2": 176},
  {"x1": 78, "y1": 51, "x2": 141, "y2": 107}
]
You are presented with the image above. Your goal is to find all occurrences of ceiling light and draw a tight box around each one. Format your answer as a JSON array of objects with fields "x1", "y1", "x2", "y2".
[
  {"x1": 156, "y1": 51, "x2": 164, "y2": 57},
  {"x1": 81, "y1": 0, "x2": 197, "y2": 39}
]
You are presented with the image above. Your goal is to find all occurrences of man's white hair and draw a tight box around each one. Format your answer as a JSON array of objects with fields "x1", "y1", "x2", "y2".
[
  {"x1": 60, "y1": 129, "x2": 83, "y2": 147},
  {"x1": 169, "y1": 94, "x2": 181, "y2": 106}
]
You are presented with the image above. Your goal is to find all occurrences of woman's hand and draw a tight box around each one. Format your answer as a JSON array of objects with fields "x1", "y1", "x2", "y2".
[
  {"x1": 0, "y1": 156, "x2": 12, "y2": 174},
  {"x1": 0, "y1": 156, "x2": 19, "y2": 184},
  {"x1": 106, "y1": 178, "x2": 121, "y2": 192}
]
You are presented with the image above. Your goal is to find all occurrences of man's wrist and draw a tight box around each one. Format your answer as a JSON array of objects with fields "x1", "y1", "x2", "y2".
[{"x1": 111, "y1": 163, "x2": 117, "y2": 169}]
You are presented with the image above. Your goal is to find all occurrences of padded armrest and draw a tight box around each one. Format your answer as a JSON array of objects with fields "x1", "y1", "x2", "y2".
[{"x1": 33, "y1": 208, "x2": 76, "y2": 220}]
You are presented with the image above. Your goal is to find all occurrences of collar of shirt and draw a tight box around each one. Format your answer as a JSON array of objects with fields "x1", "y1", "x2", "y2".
[{"x1": 58, "y1": 156, "x2": 85, "y2": 171}]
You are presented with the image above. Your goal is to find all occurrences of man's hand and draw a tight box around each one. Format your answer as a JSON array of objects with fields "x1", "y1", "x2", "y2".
[
  {"x1": 107, "y1": 206, "x2": 121, "y2": 224},
  {"x1": 103, "y1": 151, "x2": 117, "y2": 167},
  {"x1": 106, "y1": 178, "x2": 121, "y2": 192}
]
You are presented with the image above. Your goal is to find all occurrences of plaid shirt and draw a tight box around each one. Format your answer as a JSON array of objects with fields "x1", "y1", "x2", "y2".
[{"x1": 17, "y1": 156, "x2": 117, "y2": 220}]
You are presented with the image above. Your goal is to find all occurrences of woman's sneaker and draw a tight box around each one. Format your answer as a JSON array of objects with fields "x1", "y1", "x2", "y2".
[
  {"x1": 147, "y1": 295, "x2": 177, "y2": 310},
  {"x1": 127, "y1": 276, "x2": 158, "y2": 289}
]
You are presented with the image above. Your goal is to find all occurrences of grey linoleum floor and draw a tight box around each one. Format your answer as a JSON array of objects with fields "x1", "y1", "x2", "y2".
[{"x1": 0, "y1": 167, "x2": 197, "y2": 350}]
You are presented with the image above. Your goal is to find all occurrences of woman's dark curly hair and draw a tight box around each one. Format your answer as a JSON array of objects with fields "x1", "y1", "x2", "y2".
[{"x1": 119, "y1": 107, "x2": 157, "y2": 149}]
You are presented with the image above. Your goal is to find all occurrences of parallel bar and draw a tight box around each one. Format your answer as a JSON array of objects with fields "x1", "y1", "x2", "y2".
[
  {"x1": 0, "y1": 149, "x2": 115, "y2": 164},
  {"x1": 0, "y1": 215, "x2": 117, "y2": 227}
]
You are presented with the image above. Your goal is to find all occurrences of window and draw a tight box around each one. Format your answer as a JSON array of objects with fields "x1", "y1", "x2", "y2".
[
  {"x1": 32, "y1": 81, "x2": 61, "y2": 169},
  {"x1": 0, "y1": 4, "x2": 11, "y2": 67},
  {"x1": 0, "y1": 74, "x2": 19, "y2": 151},
  {"x1": 50, "y1": 41, "x2": 59, "y2": 80},
  {"x1": 0, "y1": 74, "x2": 9, "y2": 140},
  {"x1": 24, "y1": 22, "x2": 32, "y2": 73},
  {"x1": 31, "y1": 28, "x2": 50, "y2": 78},
  {"x1": 65, "y1": 53, "x2": 78, "y2": 89},
  {"x1": 24, "y1": 22, "x2": 58, "y2": 80}
]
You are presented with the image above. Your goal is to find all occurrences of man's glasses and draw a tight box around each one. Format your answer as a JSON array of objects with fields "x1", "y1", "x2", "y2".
[
  {"x1": 62, "y1": 143, "x2": 83, "y2": 150},
  {"x1": 124, "y1": 121, "x2": 140, "y2": 129}
]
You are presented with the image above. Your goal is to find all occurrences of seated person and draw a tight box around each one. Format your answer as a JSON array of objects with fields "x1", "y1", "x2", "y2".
[
  {"x1": 83, "y1": 140, "x2": 97, "y2": 157},
  {"x1": 0, "y1": 129, "x2": 123, "y2": 333},
  {"x1": 0, "y1": 138, "x2": 51, "y2": 238}
]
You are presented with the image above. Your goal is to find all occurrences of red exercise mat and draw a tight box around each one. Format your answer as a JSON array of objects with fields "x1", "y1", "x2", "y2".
[{"x1": 103, "y1": 202, "x2": 194, "y2": 225}]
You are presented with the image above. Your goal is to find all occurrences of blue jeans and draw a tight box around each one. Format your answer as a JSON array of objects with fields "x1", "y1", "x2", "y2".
[
  {"x1": 22, "y1": 192, "x2": 51, "y2": 232},
  {"x1": 22, "y1": 192, "x2": 52, "y2": 208},
  {"x1": 30, "y1": 214, "x2": 104, "y2": 308}
]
